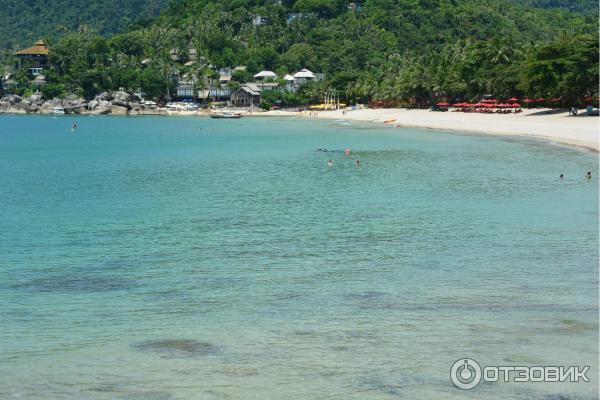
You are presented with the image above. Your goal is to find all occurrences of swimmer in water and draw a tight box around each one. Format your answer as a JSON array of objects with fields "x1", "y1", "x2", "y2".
[
  {"x1": 72, "y1": 121, "x2": 77, "y2": 131},
  {"x1": 345, "y1": 148, "x2": 351, "y2": 155},
  {"x1": 355, "y1": 160, "x2": 360, "y2": 167},
  {"x1": 560, "y1": 173, "x2": 564, "y2": 180},
  {"x1": 586, "y1": 171, "x2": 592, "y2": 180},
  {"x1": 327, "y1": 160, "x2": 333, "y2": 168}
]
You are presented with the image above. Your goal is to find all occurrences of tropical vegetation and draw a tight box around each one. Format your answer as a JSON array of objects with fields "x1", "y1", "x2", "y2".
[{"x1": 2, "y1": 0, "x2": 598, "y2": 106}]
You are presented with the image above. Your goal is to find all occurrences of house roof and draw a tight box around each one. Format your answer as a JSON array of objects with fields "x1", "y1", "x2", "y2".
[
  {"x1": 244, "y1": 82, "x2": 278, "y2": 92},
  {"x1": 15, "y1": 40, "x2": 49, "y2": 56},
  {"x1": 254, "y1": 70, "x2": 276, "y2": 78},
  {"x1": 294, "y1": 68, "x2": 315, "y2": 79},
  {"x1": 283, "y1": 74, "x2": 295, "y2": 81},
  {"x1": 239, "y1": 86, "x2": 260, "y2": 96}
]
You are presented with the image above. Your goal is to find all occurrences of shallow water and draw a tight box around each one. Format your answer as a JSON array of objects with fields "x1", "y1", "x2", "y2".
[{"x1": 0, "y1": 115, "x2": 598, "y2": 399}]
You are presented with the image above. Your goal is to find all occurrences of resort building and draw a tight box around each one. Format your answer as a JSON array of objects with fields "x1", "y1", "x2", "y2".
[
  {"x1": 283, "y1": 74, "x2": 295, "y2": 91},
  {"x1": 176, "y1": 80, "x2": 195, "y2": 99},
  {"x1": 1, "y1": 74, "x2": 16, "y2": 94},
  {"x1": 14, "y1": 40, "x2": 49, "y2": 76},
  {"x1": 231, "y1": 82, "x2": 278, "y2": 107},
  {"x1": 293, "y1": 68, "x2": 316, "y2": 84},
  {"x1": 252, "y1": 15, "x2": 268, "y2": 26}
]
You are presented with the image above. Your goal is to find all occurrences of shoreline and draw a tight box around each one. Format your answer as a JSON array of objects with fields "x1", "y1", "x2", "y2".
[
  {"x1": 2, "y1": 106, "x2": 597, "y2": 152},
  {"x1": 260, "y1": 108, "x2": 599, "y2": 152}
]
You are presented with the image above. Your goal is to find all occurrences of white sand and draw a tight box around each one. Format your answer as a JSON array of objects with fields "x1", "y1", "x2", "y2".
[{"x1": 261, "y1": 108, "x2": 599, "y2": 152}]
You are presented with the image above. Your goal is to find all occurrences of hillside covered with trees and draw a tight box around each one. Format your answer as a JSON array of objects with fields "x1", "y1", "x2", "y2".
[
  {"x1": 0, "y1": 0, "x2": 167, "y2": 50},
  {"x1": 2, "y1": 0, "x2": 598, "y2": 107}
]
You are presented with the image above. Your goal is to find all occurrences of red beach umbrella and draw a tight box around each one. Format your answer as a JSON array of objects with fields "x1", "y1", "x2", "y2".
[
  {"x1": 437, "y1": 102, "x2": 450, "y2": 106},
  {"x1": 452, "y1": 103, "x2": 464, "y2": 107},
  {"x1": 523, "y1": 99, "x2": 535, "y2": 103},
  {"x1": 535, "y1": 97, "x2": 546, "y2": 102},
  {"x1": 508, "y1": 97, "x2": 519, "y2": 101},
  {"x1": 583, "y1": 96, "x2": 593, "y2": 101},
  {"x1": 509, "y1": 103, "x2": 521, "y2": 107}
]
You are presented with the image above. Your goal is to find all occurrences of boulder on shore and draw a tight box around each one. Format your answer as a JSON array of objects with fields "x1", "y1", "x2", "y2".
[
  {"x1": 108, "y1": 104, "x2": 129, "y2": 115},
  {"x1": 28, "y1": 94, "x2": 43, "y2": 105},
  {"x1": 88, "y1": 100, "x2": 99, "y2": 111},
  {"x1": 91, "y1": 106, "x2": 111, "y2": 115},
  {"x1": 95, "y1": 91, "x2": 113, "y2": 101},
  {"x1": 112, "y1": 91, "x2": 131, "y2": 102},
  {"x1": 1, "y1": 94, "x2": 22, "y2": 105},
  {"x1": 112, "y1": 99, "x2": 132, "y2": 110}
]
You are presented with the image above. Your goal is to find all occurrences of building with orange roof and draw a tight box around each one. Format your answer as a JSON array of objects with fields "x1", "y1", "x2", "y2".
[{"x1": 15, "y1": 40, "x2": 49, "y2": 76}]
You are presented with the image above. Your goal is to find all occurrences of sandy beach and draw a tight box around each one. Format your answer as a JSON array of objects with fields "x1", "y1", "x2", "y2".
[{"x1": 262, "y1": 108, "x2": 599, "y2": 152}]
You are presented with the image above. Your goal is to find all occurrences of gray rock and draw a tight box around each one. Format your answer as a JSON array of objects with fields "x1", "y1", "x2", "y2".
[
  {"x1": 29, "y1": 94, "x2": 43, "y2": 104},
  {"x1": 2, "y1": 94, "x2": 22, "y2": 105},
  {"x1": 91, "y1": 106, "x2": 111, "y2": 115},
  {"x1": 88, "y1": 99, "x2": 99, "y2": 110},
  {"x1": 111, "y1": 99, "x2": 132, "y2": 110},
  {"x1": 38, "y1": 101, "x2": 54, "y2": 113},
  {"x1": 61, "y1": 93, "x2": 85, "y2": 107},
  {"x1": 112, "y1": 90, "x2": 131, "y2": 102},
  {"x1": 109, "y1": 104, "x2": 129, "y2": 114},
  {"x1": 95, "y1": 91, "x2": 113, "y2": 101}
]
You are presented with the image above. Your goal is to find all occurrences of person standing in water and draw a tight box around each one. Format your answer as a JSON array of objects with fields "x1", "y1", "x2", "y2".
[
  {"x1": 327, "y1": 160, "x2": 333, "y2": 168},
  {"x1": 560, "y1": 174, "x2": 564, "y2": 180},
  {"x1": 72, "y1": 121, "x2": 77, "y2": 131},
  {"x1": 586, "y1": 171, "x2": 592, "y2": 180},
  {"x1": 355, "y1": 160, "x2": 360, "y2": 167}
]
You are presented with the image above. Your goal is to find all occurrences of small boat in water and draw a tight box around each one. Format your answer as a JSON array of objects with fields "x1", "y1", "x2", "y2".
[
  {"x1": 210, "y1": 111, "x2": 243, "y2": 119},
  {"x1": 51, "y1": 106, "x2": 65, "y2": 114}
]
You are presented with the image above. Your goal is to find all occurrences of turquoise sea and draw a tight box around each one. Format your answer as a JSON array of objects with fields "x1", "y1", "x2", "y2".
[{"x1": 0, "y1": 115, "x2": 598, "y2": 400}]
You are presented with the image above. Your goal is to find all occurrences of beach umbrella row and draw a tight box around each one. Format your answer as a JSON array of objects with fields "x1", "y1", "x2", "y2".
[
  {"x1": 450, "y1": 102, "x2": 521, "y2": 107},
  {"x1": 439, "y1": 96, "x2": 597, "y2": 107}
]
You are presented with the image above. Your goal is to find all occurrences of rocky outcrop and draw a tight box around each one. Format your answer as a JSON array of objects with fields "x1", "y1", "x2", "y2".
[
  {"x1": 108, "y1": 104, "x2": 129, "y2": 114},
  {"x1": 0, "y1": 90, "x2": 179, "y2": 116},
  {"x1": 111, "y1": 99, "x2": 132, "y2": 110},
  {"x1": 112, "y1": 90, "x2": 131, "y2": 102},
  {"x1": 1, "y1": 94, "x2": 22, "y2": 106}
]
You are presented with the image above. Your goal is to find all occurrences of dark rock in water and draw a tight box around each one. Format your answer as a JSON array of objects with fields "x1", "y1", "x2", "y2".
[
  {"x1": 132, "y1": 339, "x2": 218, "y2": 357},
  {"x1": 12, "y1": 275, "x2": 134, "y2": 293}
]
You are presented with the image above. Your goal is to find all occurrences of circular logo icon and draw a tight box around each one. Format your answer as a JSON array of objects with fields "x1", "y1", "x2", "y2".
[{"x1": 450, "y1": 358, "x2": 482, "y2": 390}]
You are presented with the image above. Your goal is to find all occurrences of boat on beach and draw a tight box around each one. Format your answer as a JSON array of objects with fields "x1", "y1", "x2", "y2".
[
  {"x1": 210, "y1": 110, "x2": 243, "y2": 118},
  {"x1": 210, "y1": 111, "x2": 243, "y2": 119}
]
